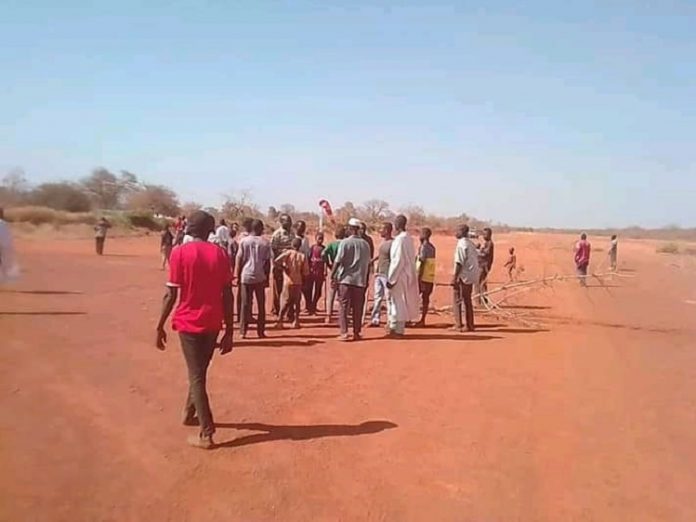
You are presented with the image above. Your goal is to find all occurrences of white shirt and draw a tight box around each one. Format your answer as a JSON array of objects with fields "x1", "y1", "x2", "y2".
[
  {"x1": 215, "y1": 225, "x2": 231, "y2": 244},
  {"x1": 454, "y1": 237, "x2": 480, "y2": 284}
]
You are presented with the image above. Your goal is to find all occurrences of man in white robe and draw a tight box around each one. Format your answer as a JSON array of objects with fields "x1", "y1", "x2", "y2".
[
  {"x1": 0, "y1": 207, "x2": 19, "y2": 284},
  {"x1": 386, "y1": 214, "x2": 420, "y2": 336}
]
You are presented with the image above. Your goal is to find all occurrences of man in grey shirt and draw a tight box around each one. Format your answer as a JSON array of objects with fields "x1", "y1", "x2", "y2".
[
  {"x1": 370, "y1": 222, "x2": 393, "y2": 327},
  {"x1": 451, "y1": 224, "x2": 480, "y2": 332},
  {"x1": 236, "y1": 219, "x2": 272, "y2": 338},
  {"x1": 331, "y1": 218, "x2": 371, "y2": 341}
]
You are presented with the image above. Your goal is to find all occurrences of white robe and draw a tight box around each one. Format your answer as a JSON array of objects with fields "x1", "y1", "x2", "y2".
[
  {"x1": 0, "y1": 219, "x2": 19, "y2": 284},
  {"x1": 387, "y1": 231, "x2": 420, "y2": 322}
]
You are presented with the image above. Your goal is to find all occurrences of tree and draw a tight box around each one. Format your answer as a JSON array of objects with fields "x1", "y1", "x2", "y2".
[
  {"x1": 279, "y1": 203, "x2": 296, "y2": 216},
  {"x1": 221, "y1": 190, "x2": 260, "y2": 220},
  {"x1": 30, "y1": 182, "x2": 92, "y2": 212},
  {"x1": 398, "y1": 204, "x2": 426, "y2": 226},
  {"x1": 359, "y1": 199, "x2": 391, "y2": 224},
  {"x1": 126, "y1": 184, "x2": 180, "y2": 216},
  {"x1": 80, "y1": 168, "x2": 123, "y2": 209},
  {"x1": 181, "y1": 201, "x2": 203, "y2": 216},
  {"x1": 0, "y1": 167, "x2": 29, "y2": 206}
]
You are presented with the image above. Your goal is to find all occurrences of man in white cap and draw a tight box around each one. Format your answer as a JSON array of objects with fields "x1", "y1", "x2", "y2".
[
  {"x1": 386, "y1": 214, "x2": 420, "y2": 337},
  {"x1": 330, "y1": 218, "x2": 371, "y2": 341}
]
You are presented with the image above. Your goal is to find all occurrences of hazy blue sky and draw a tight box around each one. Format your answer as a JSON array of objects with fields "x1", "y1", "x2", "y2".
[{"x1": 1, "y1": 1, "x2": 695, "y2": 228}]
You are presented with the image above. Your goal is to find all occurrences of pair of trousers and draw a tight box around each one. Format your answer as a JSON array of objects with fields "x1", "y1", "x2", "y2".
[
  {"x1": 180, "y1": 331, "x2": 218, "y2": 437},
  {"x1": 370, "y1": 275, "x2": 389, "y2": 325},
  {"x1": 95, "y1": 237, "x2": 105, "y2": 255},
  {"x1": 576, "y1": 263, "x2": 589, "y2": 286},
  {"x1": 453, "y1": 281, "x2": 475, "y2": 331},
  {"x1": 326, "y1": 278, "x2": 337, "y2": 319},
  {"x1": 272, "y1": 266, "x2": 284, "y2": 314},
  {"x1": 338, "y1": 283, "x2": 366, "y2": 336},
  {"x1": 240, "y1": 282, "x2": 266, "y2": 335},
  {"x1": 304, "y1": 275, "x2": 324, "y2": 314},
  {"x1": 280, "y1": 284, "x2": 302, "y2": 323}
]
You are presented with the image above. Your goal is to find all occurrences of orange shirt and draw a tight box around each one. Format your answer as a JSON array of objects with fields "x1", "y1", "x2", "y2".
[{"x1": 276, "y1": 250, "x2": 308, "y2": 286}]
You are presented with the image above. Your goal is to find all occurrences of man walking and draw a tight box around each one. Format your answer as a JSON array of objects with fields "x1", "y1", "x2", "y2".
[
  {"x1": 155, "y1": 210, "x2": 234, "y2": 450},
  {"x1": 332, "y1": 218, "x2": 371, "y2": 341},
  {"x1": 270, "y1": 213, "x2": 296, "y2": 315},
  {"x1": 275, "y1": 238, "x2": 309, "y2": 329},
  {"x1": 236, "y1": 219, "x2": 272, "y2": 339},
  {"x1": 370, "y1": 222, "x2": 393, "y2": 327},
  {"x1": 94, "y1": 217, "x2": 111, "y2": 255},
  {"x1": 452, "y1": 224, "x2": 479, "y2": 332},
  {"x1": 609, "y1": 235, "x2": 618, "y2": 271},
  {"x1": 416, "y1": 227, "x2": 436, "y2": 327},
  {"x1": 386, "y1": 215, "x2": 420, "y2": 337},
  {"x1": 477, "y1": 227, "x2": 495, "y2": 305},
  {"x1": 322, "y1": 225, "x2": 346, "y2": 324},
  {"x1": 575, "y1": 233, "x2": 592, "y2": 286}
]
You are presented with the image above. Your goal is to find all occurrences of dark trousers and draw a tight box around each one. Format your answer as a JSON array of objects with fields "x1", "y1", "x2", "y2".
[
  {"x1": 95, "y1": 237, "x2": 105, "y2": 255},
  {"x1": 453, "y1": 281, "x2": 475, "y2": 331},
  {"x1": 280, "y1": 284, "x2": 303, "y2": 323},
  {"x1": 338, "y1": 283, "x2": 366, "y2": 336},
  {"x1": 305, "y1": 276, "x2": 323, "y2": 314},
  {"x1": 272, "y1": 266, "x2": 284, "y2": 314},
  {"x1": 180, "y1": 331, "x2": 218, "y2": 437},
  {"x1": 240, "y1": 282, "x2": 266, "y2": 335}
]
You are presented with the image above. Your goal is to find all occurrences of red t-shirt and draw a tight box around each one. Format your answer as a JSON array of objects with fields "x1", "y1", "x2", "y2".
[{"x1": 167, "y1": 241, "x2": 232, "y2": 333}]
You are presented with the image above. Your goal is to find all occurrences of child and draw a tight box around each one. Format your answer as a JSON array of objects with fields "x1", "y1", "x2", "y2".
[
  {"x1": 415, "y1": 227, "x2": 436, "y2": 327},
  {"x1": 306, "y1": 232, "x2": 326, "y2": 315},
  {"x1": 504, "y1": 247, "x2": 517, "y2": 282},
  {"x1": 274, "y1": 237, "x2": 309, "y2": 329},
  {"x1": 160, "y1": 225, "x2": 174, "y2": 270}
]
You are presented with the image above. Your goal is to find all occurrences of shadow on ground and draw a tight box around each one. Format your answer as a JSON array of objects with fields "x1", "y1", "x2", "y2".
[{"x1": 214, "y1": 420, "x2": 398, "y2": 449}]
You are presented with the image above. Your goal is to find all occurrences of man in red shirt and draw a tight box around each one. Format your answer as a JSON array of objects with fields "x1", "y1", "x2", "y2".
[
  {"x1": 156, "y1": 210, "x2": 234, "y2": 450},
  {"x1": 574, "y1": 233, "x2": 592, "y2": 287}
]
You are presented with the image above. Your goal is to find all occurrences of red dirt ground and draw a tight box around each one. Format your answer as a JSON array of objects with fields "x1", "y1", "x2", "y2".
[{"x1": 2, "y1": 232, "x2": 696, "y2": 521}]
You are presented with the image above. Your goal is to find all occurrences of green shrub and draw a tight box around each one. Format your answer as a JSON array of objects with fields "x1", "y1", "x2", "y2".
[
  {"x1": 5, "y1": 206, "x2": 95, "y2": 225},
  {"x1": 125, "y1": 212, "x2": 166, "y2": 231},
  {"x1": 656, "y1": 243, "x2": 680, "y2": 254}
]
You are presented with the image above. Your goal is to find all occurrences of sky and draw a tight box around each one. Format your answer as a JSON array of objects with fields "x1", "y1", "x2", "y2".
[{"x1": 1, "y1": 0, "x2": 695, "y2": 228}]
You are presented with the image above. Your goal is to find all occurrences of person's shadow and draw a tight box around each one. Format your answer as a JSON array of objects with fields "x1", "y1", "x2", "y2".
[{"x1": 214, "y1": 420, "x2": 397, "y2": 449}]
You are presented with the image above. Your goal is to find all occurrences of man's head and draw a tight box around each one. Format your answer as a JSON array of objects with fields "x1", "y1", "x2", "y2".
[
  {"x1": 456, "y1": 224, "x2": 470, "y2": 239},
  {"x1": 394, "y1": 214, "x2": 407, "y2": 232},
  {"x1": 611, "y1": 234, "x2": 617, "y2": 240},
  {"x1": 279, "y1": 213, "x2": 293, "y2": 231},
  {"x1": 420, "y1": 227, "x2": 432, "y2": 243},
  {"x1": 220, "y1": 218, "x2": 227, "y2": 227},
  {"x1": 291, "y1": 237, "x2": 302, "y2": 251},
  {"x1": 295, "y1": 220, "x2": 307, "y2": 236},
  {"x1": 581, "y1": 233, "x2": 587, "y2": 240},
  {"x1": 251, "y1": 219, "x2": 265, "y2": 236},
  {"x1": 242, "y1": 217, "x2": 253, "y2": 233},
  {"x1": 347, "y1": 218, "x2": 361, "y2": 236},
  {"x1": 187, "y1": 210, "x2": 216, "y2": 240},
  {"x1": 359, "y1": 222, "x2": 368, "y2": 236},
  {"x1": 509, "y1": 247, "x2": 515, "y2": 254},
  {"x1": 334, "y1": 224, "x2": 347, "y2": 240},
  {"x1": 380, "y1": 222, "x2": 393, "y2": 239},
  {"x1": 483, "y1": 227, "x2": 492, "y2": 240},
  {"x1": 316, "y1": 232, "x2": 324, "y2": 246}
]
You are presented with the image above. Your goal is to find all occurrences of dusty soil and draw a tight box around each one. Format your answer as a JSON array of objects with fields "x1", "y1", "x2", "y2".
[{"x1": 1, "y1": 232, "x2": 695, "y2": 521}]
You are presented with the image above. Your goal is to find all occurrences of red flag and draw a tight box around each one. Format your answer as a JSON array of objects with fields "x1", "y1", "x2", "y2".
[{"x1": 319, "y1": 199, "x2": 333, "y2": 217}]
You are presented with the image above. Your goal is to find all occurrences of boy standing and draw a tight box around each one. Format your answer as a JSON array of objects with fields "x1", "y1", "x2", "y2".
[
  {"x1": 155, "y1": 211, "x2": 234, "y2": 450},
  {"x1": 369, "y1": 222, "x2": 393, "y2": 327},
  {"x1": 609, "y1": 235, "x2": 618, "y2": 271},
  {"x1": 574, "y1": 233, "x2": 592, "y2": 286},
  {"x1": 236, "y1": 219, "x2": 272, "y2": 338},
  {"x1": 504, "y1": 247, "x2": 517, "y2": 282},
  {"x1": 416, "y1": 227, "x2": 436, "y2": 327},
  {"x1": 322, "y1": 225, "x2": 346, "y2": 324},
  {"x1": 306, "y1": 232, "x2": 327, "y2": 315},
  {"x1": 275, "y1": 238, "x2": 309, "y2": 329}
]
